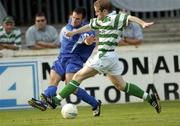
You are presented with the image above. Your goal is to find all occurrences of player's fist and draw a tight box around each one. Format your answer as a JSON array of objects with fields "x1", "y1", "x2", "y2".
[{"x1": 84, "y1": 36, "x2": 96, "y2": 45}]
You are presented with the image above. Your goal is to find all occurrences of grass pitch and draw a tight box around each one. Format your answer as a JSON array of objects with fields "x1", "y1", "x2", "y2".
[{"x1": 0, "y1": 100, "x2": 180, "y2": 126}]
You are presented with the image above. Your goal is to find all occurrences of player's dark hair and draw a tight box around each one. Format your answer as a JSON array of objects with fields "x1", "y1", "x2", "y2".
[
  {"x1": 94, "y1": 0, "x2": 112, "y2": 13},
  {"x1": 35, "y1": 12, "x2": 46, "y2": 18},
  {"x1": 73, "y1": 7, "x2": 86, "y2": 19}
]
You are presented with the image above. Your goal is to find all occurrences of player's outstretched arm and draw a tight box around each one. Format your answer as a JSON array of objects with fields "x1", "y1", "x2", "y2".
[
  {"x1": 129, "y1": 16, "x2": 154, "y2": 28},
  {"x1": 66, "y1": 24, "x2": 92, "y2": 37}
]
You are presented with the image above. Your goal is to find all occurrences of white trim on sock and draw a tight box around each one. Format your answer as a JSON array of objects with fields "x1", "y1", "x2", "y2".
[
  {"x1": 127, "y1": 83, "x2": 130, "y2": 93},
  {"x1": 142, "y1": 92, "x2": 148, "y2": 100},
  {"x1": 56, "y1": 95, "x2": 63, "y2": 100},
  {"x1": 70, "y1": 82, "x2": 79, "y2": 88}
]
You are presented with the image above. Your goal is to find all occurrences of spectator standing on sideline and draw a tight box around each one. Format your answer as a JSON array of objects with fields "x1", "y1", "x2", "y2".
[
  {"x1": 25, "y1": 12, "x2": 59, "y2": 49},
  {"x1": 0, "y1": 16, "x2": 21, "y2": 50}
]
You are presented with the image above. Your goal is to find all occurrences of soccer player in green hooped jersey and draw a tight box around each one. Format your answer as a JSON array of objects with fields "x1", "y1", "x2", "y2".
[{"x1": 41, "y1": 0, "x2": 161, "y2": 114}]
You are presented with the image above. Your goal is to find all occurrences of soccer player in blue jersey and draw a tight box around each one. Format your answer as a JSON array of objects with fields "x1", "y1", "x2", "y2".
[{"x1": 28, "y1": 7, "x2": 101, "y2": 117}]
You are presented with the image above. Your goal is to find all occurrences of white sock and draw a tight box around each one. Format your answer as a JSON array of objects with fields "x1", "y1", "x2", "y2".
[
  {"x1": 142, "y1": 92, "x2": 148, "y2": 100},
  {"x1": 56, "y1": 94, "x2": 63, "y2": 100}
]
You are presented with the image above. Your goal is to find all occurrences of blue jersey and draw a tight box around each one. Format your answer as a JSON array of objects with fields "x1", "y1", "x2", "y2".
[
  {"x1": 52, "y1": 22, "x2": 96, "y2": 81},
  {"x1": 59, "y1": 23, "x2": 95, "y2": 61}
]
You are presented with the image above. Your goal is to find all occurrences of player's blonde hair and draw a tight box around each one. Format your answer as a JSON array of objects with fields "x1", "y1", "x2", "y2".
[{"x1": 94, "y1": 0, "x2": 113, "y2": 13}]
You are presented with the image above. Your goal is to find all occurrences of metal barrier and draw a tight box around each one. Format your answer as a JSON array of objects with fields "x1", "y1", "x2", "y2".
[
  {"x1": 0, "y1": 0, "x2": 95, "y2": 25},
  {"x1": 131, "y1": 10, "x2": 180, "y2": 19},
  {"x1": 0, "y1": 0, "x2": 180, "y2": 25}
]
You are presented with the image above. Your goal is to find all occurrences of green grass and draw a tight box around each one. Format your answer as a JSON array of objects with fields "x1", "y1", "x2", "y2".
[{"x1": 0, "y1": 100, "x2": 180, "y2": 126}]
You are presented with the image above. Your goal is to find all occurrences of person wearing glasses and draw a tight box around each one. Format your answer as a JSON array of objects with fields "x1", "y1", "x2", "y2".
[{"x1": 25, "y1": 12, "x2": 59, "y2": 49}]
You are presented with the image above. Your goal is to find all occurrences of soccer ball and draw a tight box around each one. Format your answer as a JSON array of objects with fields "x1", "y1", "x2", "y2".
[{"x1": 61, "y1": 103, "x2": 78, "y2": 119}]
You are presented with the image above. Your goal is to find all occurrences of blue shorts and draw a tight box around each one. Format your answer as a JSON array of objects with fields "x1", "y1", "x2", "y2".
[{"x1": 51, "y1": 55, "x2": 84, "y2": 81}]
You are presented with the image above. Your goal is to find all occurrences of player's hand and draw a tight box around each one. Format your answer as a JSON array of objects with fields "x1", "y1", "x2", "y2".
[
  {"x1": 142, "y1": 22, "x2": 154, "y2": 28},
  {"x1": 84, "y1": 35, "x2": 96, "y2": 45},
  {"x1": 66, "y1": 31, "x2": 75, "y2": 37}
]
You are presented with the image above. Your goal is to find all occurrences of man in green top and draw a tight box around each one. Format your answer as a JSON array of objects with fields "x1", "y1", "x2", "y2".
[
  {"x1": 0, "y1": 16, "x2": 21, "y2": 50},
  {"x1": 41, "y1": 0, "x2": 161, "y2": 114}
]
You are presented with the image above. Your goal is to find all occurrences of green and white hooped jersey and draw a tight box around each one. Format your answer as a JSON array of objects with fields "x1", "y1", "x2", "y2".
[
  {"x1": 0, "y1": 26, "x2": 21, "y2": 45},
  {"x1": 89, "y1": 13, "x2": 129, "y2": 52}
]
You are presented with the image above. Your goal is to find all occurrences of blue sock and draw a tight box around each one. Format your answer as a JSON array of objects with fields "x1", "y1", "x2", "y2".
[
  {"x1": 76, "y1": 88, "x2": 98, "y2": 109},
  {"x1": 44, "y1": 85, "x2": 57, "y2": 97}
]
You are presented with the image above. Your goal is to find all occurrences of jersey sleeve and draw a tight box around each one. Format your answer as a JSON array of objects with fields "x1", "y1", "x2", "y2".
[
  {"x1": 115, "y1": 13, "x2": 130, "y2": 30},
  {"x1": 89, "y1": 18, "x2": 99, "y2": 30},
  {"x1": 25, "y1": 27, "x2": 36, "y2": 46},
  {"x1": 80, "y1": 30, "x2": 95, "y2": 43},
  {"x1": 51, "y1": 27, "x2": 59, "y2": 43},
  {"x1": 71, "y1": 30, "x2": 95, "y2": 52},
  {"x1": 59, "y1": 26, "x2": 70, "y2": 44},
  {"x1": 59, "y1": 27, "x2": 64, "y2": 44}
]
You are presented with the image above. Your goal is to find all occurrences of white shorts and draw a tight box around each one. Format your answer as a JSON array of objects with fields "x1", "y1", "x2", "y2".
[{"x1": 86, "y1": 51, "x2": 124, "y2": 75}]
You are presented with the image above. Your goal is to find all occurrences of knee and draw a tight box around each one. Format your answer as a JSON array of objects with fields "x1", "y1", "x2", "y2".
[
  {"x1": 72, "y1": 72, "x2": 83, "y2": 83},
  {"x1": 50, "y1": 75, "x2": 61, "y2": 86}
]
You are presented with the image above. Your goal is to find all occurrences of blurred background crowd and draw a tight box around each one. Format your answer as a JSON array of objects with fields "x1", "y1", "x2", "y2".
[{"x1": 0, "y1": 0, "x2": 180, "y2": 52}]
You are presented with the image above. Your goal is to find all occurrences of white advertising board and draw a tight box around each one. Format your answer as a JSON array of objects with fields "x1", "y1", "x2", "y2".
[
  {"x1": 0, "y1": 60, "x2": 39, "y2": 109},
  {"x1": 0, "y1": 44, "x2": 179, "y2": 109}
]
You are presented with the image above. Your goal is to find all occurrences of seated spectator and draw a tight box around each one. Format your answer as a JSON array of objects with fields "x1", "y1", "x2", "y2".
[
  {"x1": 0, "y1": 16, "x2": 21, "y2": 50},
  {"x1": 118, "y1": 10, "x2": 143, "y2": 47},
  {"x1": 25, "y1": 12, "x2": 59, "y2": 49},
  {"x1": 119, "y1": 22, "x2": 143, "y2": 47}
]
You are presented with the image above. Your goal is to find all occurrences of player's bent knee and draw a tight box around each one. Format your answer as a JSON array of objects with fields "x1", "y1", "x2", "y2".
[{"x1": 72, "y1": 72, "x2": 85, "y2": 83}]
